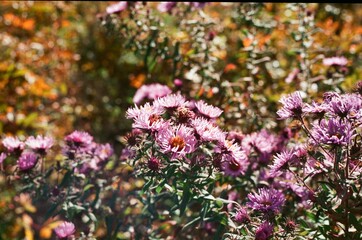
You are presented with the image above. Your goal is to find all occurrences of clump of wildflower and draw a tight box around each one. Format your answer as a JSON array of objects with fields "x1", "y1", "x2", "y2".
[
  {"x1": 17, "y1": 152, "x2": 38, "y2": 171},
  {"x1": 133, "y1": 83, "x2": 172, "y2": 105},
  {"x1": 2, "y1": 136, "x2": 25, "y2": 153},
  {"x1": 311, "y1": 119, "x2": 353, "y2": 146},
  {"x1": 255, "y1": 222, "x2": 274, "y2": 240},
  {"x1": 323, "y1": 56, "x2": 348, "y2": 66},
  {"x1": 276, "y1": 92, "x2": 305, "y2": 120},
  {"x1": 25, "y1": 135, "x2": 54, "y2": 154},
  {"x1": 54, "y1": 221, "x2": 75, "y2": 239},
  {"x1": 247, "y1": 188, "x2": 285, "y2": 214}
]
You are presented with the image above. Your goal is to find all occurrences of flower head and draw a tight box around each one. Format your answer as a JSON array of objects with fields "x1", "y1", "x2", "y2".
[
  {"x1": 234, "y1": 207, "x2": 250, "y2": 224},
  {"x1": 195, "y1": 100, "x2": 223, "y2": 119},
  {"x1": 147, "y1": 157, "x2": 161, "y2": 171},
  {"x1": 269, "y1": 149, "x2": 297, "y2": 176},
  {"x1": 95, "y1": 143, "x2": 113, "y2": 162},
  {"x1": 153, "y1": 93, "x2": 188, "y2": 109},
  {"x1": 157, "y1": 2, "x2": 177, "y2": 12},
  {"x1": 323, "y1": 56, "x2": 348, "y2": 66},
  {"x1": 156, "y1": 124, "x2": 197, "y2": 158},
  {"x1": 65, "y1": 131, "x2": 93, "y2": 149},
  {"x1": 133, "y1": 83, "x2": 172, "y2": 105},
  {"x1": 311, "y1": 118, "x2": 353, "y2": 146},
  {"x1": 106, "y1": 1, "x2": 128, "y2": 14},
  {"x1": 25, "y1": 135, "x2": 53, "y2": 154},
  {"x1": 328, "y1": 93, "x2": 362, "y2": 119},
  {"x1": 276, "y1": 92, "x2": 304, "y2": 119},
  {"x1": 191, "y1": 117, "x2": 225, "y2": 143},
  {"x1": 2, "y1": 136, "x2": 25, "y2": 153},
  {"x1": 126, "y1": 102, "x2": 165, "y2": 119},
  {"x1": 17, "y1": 152, "x2": 38, "y2": 171},
  {"x1": 221, "y1": 153, "x2": 247, "y2": 177},
  {"x1": 54, "y1": 221, "x2": 75, "y2": 239},
  {"x1": 247, "y1": 188, "x2": 285, "y2": 214},
  {"x1": 255, "y1": 222, "x2": 274, "y2": 240}
]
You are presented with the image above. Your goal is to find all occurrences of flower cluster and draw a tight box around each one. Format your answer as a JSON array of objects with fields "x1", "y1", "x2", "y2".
[{"x1": 125, "y1": 91, "x2": 248, "y2": 177}]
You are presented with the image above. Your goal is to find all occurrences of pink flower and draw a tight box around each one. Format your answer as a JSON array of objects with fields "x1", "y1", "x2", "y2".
[
  {"x1": 65, "y1": 131, "x2": 93, "y2": 148},
  {"x1": 323, "y1": 56, "x2": 348, "y2": 66},
  {"x1": 156, "y1": 124, "x2": 197, "y2": 158},
  {"x1": 95, "y1": 143, "x2": 113, "y2": 162},
  {"x1": 153, "y1": 93, "x2": 188, "y2": 109},
  {"x1": 126, "y1": 102, "x2": 165, "y2": 119},
  {"x1": 0, "y1": 152, "x2": 7, "y2": 164},
  {"x1": 133, "y1": 112, "x2": 169, "y2": 132},
  {"x1": 133, "y1": 83, "x2": 172, "y2": 104},
  {"x1": 195, "y1": 100, "x2": 223, "y2": 118},
  {"x1": 255, "y1": 222, "x2": 274, "y2": 240},
  {"x1": 17, "y1": 152, "x2": 38, "y2": 171},
  {"x1": 2, "y1": 136, "x2": 25, "y2": 152},
  {"x1": 54, "y1": 221, "x2": 75, "y2": 239},
  {"x1": 276, "y1": 91, "x2": 304, "y2": 120},
  {"x1": 191, "y1": 117, "x2": 225, "y2": 142},
  {"x1": 106, "y1": 1, "x2": 128, "y2": 14},
  {"x1": 157, "y1": 2, "x2": 177, "y2": 13},
  {"x1": 221, "y1": 153, "x2": 247, "y2": 177},
  {"x1": 25, "y1": 135, "x2": 53, "y2": 153}
]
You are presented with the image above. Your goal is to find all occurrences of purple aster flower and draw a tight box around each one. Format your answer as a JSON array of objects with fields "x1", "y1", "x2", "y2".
[
  {"x1": 65, "y1": 131, "x2": 93, "y2": 149},
  {"x1": 133, "y1": 112, "x2": 169, "y2": 132},
  {"x1": 133, "y1": 83, "x2": 172, "y2": 105},
  {"x1": 311, "y1": 118, "x2": 354, "y2": 146},
  {"x1": 54, "y1": 221, "x2": 75, "y2": 239},
  {"x1": 191, "y1": 117, "x2": 226, "y2": 143},
  {"x1": 0, "y1": 152, "x2": 7, "y2": 164},
  {"x1": 303, "y1": 101, "x2": 329, "y2": 117},
  {"x1": 95, "y1": 143, "x2": 113, "y2": 162},
  {"x1": 227, "y1": 131, "x2": 244, "y2": 144},
  {"x1": 247, "y1": 188, "x2": 285, "y2": 214},
  {"x1": 25, "y1": 135, "x2": 53, "y2": 154},
  {"x1": 126, "y1": 102, "x2": 165, "y2": 119},
  {"x1": 153, "y1": 93, "x2": 188, "y2": 109},
  {"x1": 120, "y1": 147, "x2": 136, "y2": 161},
  {"x1": 323, "y1": 56, "x2": 348, "y2": 66},
  {"x1": 156, "y1": 124, "x2": 197, "y2": 158},
  {"x1": 269, "y1": 149, "x2": 297, "y2": 176},
  {"x1": 234, "y1": 207, "x2": 250, "y2": 224},
  {"x1": 276, "y1": 91, "x2": 304, "y2": 120},
  {"x1": 194, "y1": 100, "x2": 223, "y2": 119},
  {"x1": 255, "y1": 222, "x2": 274, "y2": 240},
  {"x1": 157, "y1": 2, "x2": 177, "y2": 13},
  {"x1": 2, "y1": 136, "x2": 25, "y2": 153},
  {"x1": 106, "y1": 1, "x2": 128, "y2": 14},
  {"x1": 17, "y1": 152, "x2": 38, "y2": 171},
  {"x1": 328, "y1": 93, "x2": 362, "y2": 119},
  {"x1": 221, "y1": 153, "x2": 247, "y2": 177}
]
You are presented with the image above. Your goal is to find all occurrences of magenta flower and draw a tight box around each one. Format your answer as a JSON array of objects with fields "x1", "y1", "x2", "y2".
[
  {"x1": 2, "y1": 136, "x2": 25, "y2": 153},
  {"x1": 234, "y1": 207, "x2": 250, "y2": 224},
  {"x1": 328, "y1": 93, "x2": 362, "y2": 119},
  {"x1": 153, "y1": 93, "x2": 188, "y2": 109},
  {"x1": 323, "y1": 56, "x2": 348, "y2": 66},
  {"x1": 65, "y1": 131, "x2": 93, "y2": 148},
  {"x1": 25, "y1": 135, "x2": 53, "y2": 153},
  {"x1": 221, "y1": 153, "x2": 247, "y2": 177},
  {"x1": 17, "y1": 152, "x2": 38, "y2": 171},
  {"x1": 156, "y1": 124, "x2": 197, "y2": 158},
  {"x1": 95, "y1": 143, "x2": 113, "y2": 162},
  {"x1": 133, "y1": 112, "x2": 169, "y2": 132},
  {"x1": 247, "y1": 188, "x2": 285, "y2": 214},
  {"x1": 311, "y1": 118, "x2": 353, "y2": 146},
  {"x1": 195, "y1": 100, "x2": 223, "y2": 119},
  {"x1": 276, "y1": 91, "x2": 304, "y2": 120},
  {"x1": 191, "y1": 117, "x2": 226, "y2": 143},
  {"x1": 255, "y1": 222, "x2": 274, "y2": 240},
  {"x1": 269, "y1": 149, "x2": 297, "y2": 176},
  {"x1": 54, "y1": 221, "x2": 75, "y2": 239},
  {"x1": 133, "y1": 83, "x2": 172, "y2": 104},
  {"x1": 106, "y1": 1, "x2": 128, "y2": 14},
  {"x1": 173, "y1": 78, "x2": 183, "y2": 87},
  {"x1": 147, "y1": 157, "x2": 161, "y2": 171},
  {"x1": 303, "y1": 101, "x2": 329, "y2": 117},
  {"x1": 157, "y1": 2, "x2": 177, "y2": 12}
]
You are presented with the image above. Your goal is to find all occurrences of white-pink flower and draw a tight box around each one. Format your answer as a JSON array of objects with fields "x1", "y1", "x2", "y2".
[
  {"x1": 195, "y1": 100, "x2": 223, "y2": 118},
  {"x1": 106, "y1": 1, "x2": 128, "y2": 14},
  {"x1": 323, "y1": 56, "x2": 348, "y2": 66},
  {"x1": 191, "y1": 117, "x2": 225, "y2": 143},
  {"x1": 25, "y1": 135, "x2": 54, "y2": 152},
  {"x1": 2, "y1": 136, "x2": 25, "y2": 152}
]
